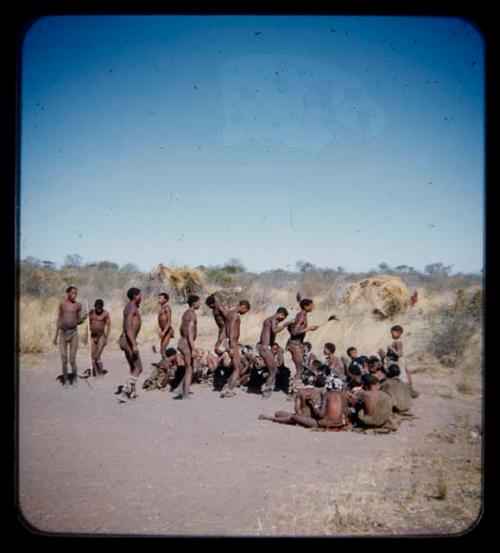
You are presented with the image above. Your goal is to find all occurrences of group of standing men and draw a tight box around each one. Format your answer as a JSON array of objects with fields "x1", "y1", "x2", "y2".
[{"x1": 53, "y1": 286, "x2": 322, "y2": 403}]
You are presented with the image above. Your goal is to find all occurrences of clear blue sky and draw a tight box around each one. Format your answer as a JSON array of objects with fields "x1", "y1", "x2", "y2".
[{"x1": 20, "y1": 15, "x2": 484, "y2": 273}]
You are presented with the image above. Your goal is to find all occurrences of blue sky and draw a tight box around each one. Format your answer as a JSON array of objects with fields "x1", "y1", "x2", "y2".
[{"x1": 20, "y1": 15, "x2": 484, "y2": 273}]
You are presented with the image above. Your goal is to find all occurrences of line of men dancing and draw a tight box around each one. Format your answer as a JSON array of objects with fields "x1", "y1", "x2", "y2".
[{"x1": 54, "y1": 286, "x2": 419, "y2": 430}]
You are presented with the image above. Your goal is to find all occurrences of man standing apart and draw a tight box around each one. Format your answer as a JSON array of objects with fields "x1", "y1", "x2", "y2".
[
  {"x1": 117, "y1": 288, "x2": 143, "y2": 403},
  {"x1": 220, "y1": 300, "x2": 251, "y2": 398},
  {"x1": 258, "y1": 307, "x2": 289, "y2": 398},
  {"x1": 53, "y1": 286, "x2": 87, "y2": 386},
  {"x1": 175, "y1": 295, "x2": 201, "y2": 399}
]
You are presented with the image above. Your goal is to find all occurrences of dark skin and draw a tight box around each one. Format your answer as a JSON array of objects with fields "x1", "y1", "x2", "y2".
[
  {"x1": 259, "y1": 389, "x2": 349, "y2": 429},
  {"x1": 324, "y1": 347, "x2": 344, "y2": 378},
  {"x1": 225, "y1": 305, "x2": 250, "y2": 391},
  {"x1": 89, "y1": 305, "x2": 111, "y2": 376},
  {"x1": 53, "y1": 289, "x2": 87, "y2": 377},
  {"x1": 208, "y1": 301, "x2": 228, "y2": 352},
  {"x1": 258, "y1": 312, "x2": 289, "y2": 393},
  {"x1": 287, "y1": 304, "x2": 319, "y2": 380},
  {"x1": 158, "y1": 296, "x2": 173, "y2": 360},
  {"x1": 177, "y1": 299, "x2": 201, "y2": 398},
  {"x1": 119, "y1": 293, "x2": 143, "y2": 377}
]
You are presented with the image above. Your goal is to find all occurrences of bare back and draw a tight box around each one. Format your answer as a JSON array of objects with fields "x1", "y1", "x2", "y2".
[
  {"x1": 180, "y1": 309, "x2": 197, "y2": 340},
  {"x1": 122, "y1": 302, "x2": 141, "y2": 339},
  {"x1": 260, "y1": 315, "x2": 277, "y2": 346},
  {"x1": 213, "y1": 304, "x2": 227, "y2": 329},
  {"x1": 225, "y1": 308, "x2": 241, "y2": 347}
]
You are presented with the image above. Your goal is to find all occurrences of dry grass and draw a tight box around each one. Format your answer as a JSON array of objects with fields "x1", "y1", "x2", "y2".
[{"x1": 252, "y1": 445, "x2": 481, "y2": 536}]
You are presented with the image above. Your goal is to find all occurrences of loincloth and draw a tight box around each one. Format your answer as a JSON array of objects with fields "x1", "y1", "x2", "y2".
[
  {"x1": 286, "y1": 339, "x2": 304, "y2": 353},
  {"x1": 61, "y1": 328, "x2": 77, "y2": 341}
]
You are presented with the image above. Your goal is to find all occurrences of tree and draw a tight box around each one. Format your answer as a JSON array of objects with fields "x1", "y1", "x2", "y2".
[
  {"x1": 63, "y1": 254, "x2": 82, "y2": 268},
  {"x1": 337, "y1": 266, "x2": 345, "y2": 273},
  {"x1": 42, "y1": 260, "x2": 57, "y2": 270},
  {"x1": 424, "y1": 263, "x2": 453, "y2": 277},
  {"x1": 120, "y1": 263, "x2": 140, "y2": 273},
  {"x1": 378, "y1": 262, "x2": 391, "y2": 272},
  {"x1": 223, "y1": 258, "x2": 246, "y2": 273},
  {"x1": 97, "y1": 261, "x2": 119, "y2": 272},
  {"x1": 296, "y1": 260, "x2": 316, "y2": 273}
]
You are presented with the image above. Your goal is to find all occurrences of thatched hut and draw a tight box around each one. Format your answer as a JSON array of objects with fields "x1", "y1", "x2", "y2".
[{"x1": 344, "y1": 274, "x2": 410, "y2": 318}]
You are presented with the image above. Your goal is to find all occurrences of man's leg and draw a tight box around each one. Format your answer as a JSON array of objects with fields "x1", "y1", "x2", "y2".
[
  {"x1": 289, "y1": 344, "x2": 303, "y2": 381},
  {"x1": 260, "y1": 348, "x2": 277, "y2": 398},
  {"x1": 224, "y1": 348, "x2": 241, "y2": 393},
  {"x1": 90, "y1": 337, "x2": 98, "y2": 376},
  {"x1": 58, "y1": 333, "x2": 69, "y2": 380},
  {"x1": 94, "y1": 335, "x2": 107, "y2": 375},
  {"x1": 175, "y1": 341, "x2": 193, "y2": 398},
  {"x1": 290, "y1": 414, "x2": 318, "y2": 428},
  {"x1": 69, "y1": 332, "x2": 79, "y2": 378},
  {"x1": 160, "y1": 329, "x2": 173, "y2": 360},
  {"x1": 258, "y1": 410, "x2": 296, "y2": 424}
]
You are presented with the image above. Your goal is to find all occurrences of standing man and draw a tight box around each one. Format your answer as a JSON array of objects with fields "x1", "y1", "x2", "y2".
[
  {"x1": 175, "y1": 295, "x2": 201, "y2": 399},
  {"x1": 286, "y1": 298, "x2": 319, "y2": 393},
  {"x1": 258, "y1": 307, "x2": 289, "y2": 398},
  {"x1": 158, "y1": 292, "x2": 174, "y2": 361},
  {"x1": 88, "y1": 299, "x2": 111, "y2": 376},
  {"x1": 117, "y1": 287, "x2": 143, "y2": 403},
  {"x1": 53, "y1": 286, "x2": 87, "y2": 385},
  {"x1": 205, "y1": 294, "x2": 228, "y2": 353},
  {"x1": 220, "y1": 300, "x2": 251, "y2": 398}
]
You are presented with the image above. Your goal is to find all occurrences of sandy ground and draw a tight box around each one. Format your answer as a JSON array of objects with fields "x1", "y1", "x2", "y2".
[{"x1": 18, "y1": 344, "x2": 483, "y2": 537}]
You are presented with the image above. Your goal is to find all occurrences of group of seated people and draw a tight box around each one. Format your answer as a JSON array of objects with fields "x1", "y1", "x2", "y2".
[{"x1": 142, "y1": 338, "x2": 419, "y2": 432}]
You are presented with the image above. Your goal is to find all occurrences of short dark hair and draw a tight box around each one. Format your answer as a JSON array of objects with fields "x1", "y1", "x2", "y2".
[
  {"x1": 347, "y1": 347, "x2": 357, "y2": 356},
  {"x1": 272, "y1": 342, "x2": 280, "y2": 348},
  {"x1": 159, "y1": 292, "x2": 169, "y2": 301},
  {"x1": 300, "y1": 298, "x2": 313, "y2": 309},
  {"x1": 315, "y1": 374, "x2": 326, "y2": 387},
  {"x1": 94, "y1": 299, "x2": 104, "y2": 308},
  {"x1": 188, "y1": 294, "x2": 200, "y2": 306},
  {"x1": 362, "y1": 374, "x2": 379, "y2": 388},
  {"x1": 350, "y1": 366, "x2": 362, "y2": 376},
  {"x1": 127, "y1": 287, "x2": 141, "y2": 300},
  {"x1": 277, "y1": 307, "x2": 289, "y2": 316},
  {"x1": 368, "y1": 355, "x2": 380, "y2": 365},
  {"x1": 239, "y1": 300, "x2": 251, "y2": 309},
  {"x1": 66, "y1": 286, "x2": 77, "y2": 293},
  {"x1": 304, "y1": 341, "x2": 312, "y2": 350},
  {"x1": 205, "y1": 294, "x2": 216, "y2": 306},
  {"x1": 165, "y1": 348, "x2": 177, "y2": 358},
  {"x1": 324, "y1": 342, "x2": 336, "y2": 354},
  {"x1": 386, "y1": 364, "x2": 401, "y2": 378},
  {"x1": 391, "y1": 325, "x2": 403, "y2": 333},
  {"x1": 319, "y1": 363, "x2": 330, "y2": 375},
  {"x1": 358, "y1": 356, "x2": 369, "y2": 364},
  {"x1": 312, "y1": 359, "x2": 321, "y2": 367}
]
